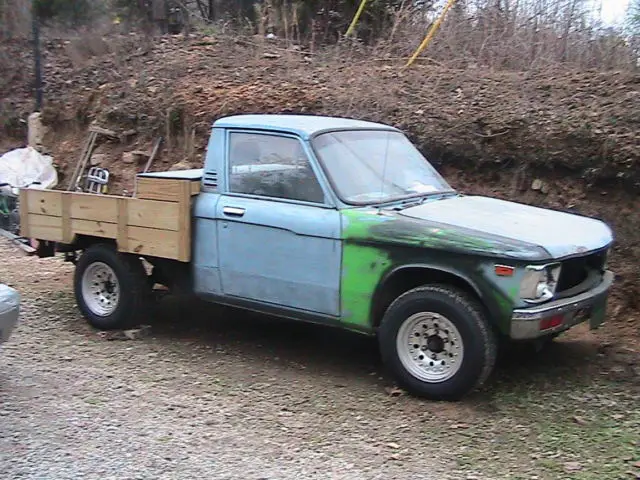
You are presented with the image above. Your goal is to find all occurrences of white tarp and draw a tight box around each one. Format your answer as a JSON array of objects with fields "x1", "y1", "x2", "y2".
[{"x1": 0, "y1": 147, "x2": 57, "y2": 195}]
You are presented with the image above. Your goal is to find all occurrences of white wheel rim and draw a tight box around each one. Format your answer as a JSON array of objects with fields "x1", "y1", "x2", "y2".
[
  {"x1": 396, "y1": 312, "x2": 464, "y2": 383},
  {"x1": 81, "y1": 262, "x2": 120, "y2": 317}
]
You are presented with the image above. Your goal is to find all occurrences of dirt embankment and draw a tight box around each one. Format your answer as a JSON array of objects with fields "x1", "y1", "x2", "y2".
[{"x1": 1, "y1": 33, "x2": 639, "y2": 340}]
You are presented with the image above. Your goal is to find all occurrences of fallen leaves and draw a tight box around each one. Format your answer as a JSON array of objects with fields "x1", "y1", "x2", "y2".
[
  {"x1": 385, "y1": 386, "x2": 405, "y2": 397},
  {"x1": 572, "y1": 415, "x2": 588, "y2": 425},
  {"x1": 96, "y1": 325, "x2": 151, "y2": 341},
  {"x1": 450, "y1": 423, "x2": 470, "y2": 430}
]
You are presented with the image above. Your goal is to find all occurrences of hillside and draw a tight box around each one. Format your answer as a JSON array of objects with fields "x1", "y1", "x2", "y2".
[{"x1": 1, "y1": 32, "x2": 639, "y2": 340}]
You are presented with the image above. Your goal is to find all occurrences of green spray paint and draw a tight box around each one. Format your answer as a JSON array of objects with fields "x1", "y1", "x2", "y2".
[
  {"x1": 340, "y1": 209, "x2": 392, "y2": 328},
  {"x1": 341, "y1": 244, "x2": 391, "y2": 327},
  {"x1": 338, "y1": 206, "x2": 535, "y2": 334}
]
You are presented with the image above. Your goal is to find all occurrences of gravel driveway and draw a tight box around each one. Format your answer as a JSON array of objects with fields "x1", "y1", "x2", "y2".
[
  {"x1": 3, "y1": 238, "x2": 638, "y2": 480},
  {"x1": 0, "y1": 239, "x2": 458, "y2": 480}
]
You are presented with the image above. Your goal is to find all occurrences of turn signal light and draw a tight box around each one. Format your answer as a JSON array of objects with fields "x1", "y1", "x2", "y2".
[
  {"x1": 540, "y1": 315, "x2": 563, "y2": 331},
  {"x1": 495, "y1": 265, "x2": 515, "y2": 276}
]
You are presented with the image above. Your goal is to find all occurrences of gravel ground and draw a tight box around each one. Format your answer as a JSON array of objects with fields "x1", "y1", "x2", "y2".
[
  {"x1": 2, "y1": 238, "x2": 638, "y2": 480},
  {"x1": 0, "y1": 239, "x2": 457, "y2": 480}
]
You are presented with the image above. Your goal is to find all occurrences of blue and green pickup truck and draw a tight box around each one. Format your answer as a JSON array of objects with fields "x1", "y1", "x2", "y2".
[{"x1": 21, "y1": 114, "x2": 614, "y2": 400}]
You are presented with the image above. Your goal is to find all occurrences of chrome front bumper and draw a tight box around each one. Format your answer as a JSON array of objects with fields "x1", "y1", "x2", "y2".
[
  {"x1": 510, "y1": 270, "x2": 614, "y2": 340},
  {"x1": 0, "y1": 284, "x2": 20, "y2": 345}
]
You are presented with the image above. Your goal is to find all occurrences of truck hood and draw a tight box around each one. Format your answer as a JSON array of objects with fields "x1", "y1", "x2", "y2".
[{"x1": 399, "y1": 195, "x2": 613, "y2": 259}]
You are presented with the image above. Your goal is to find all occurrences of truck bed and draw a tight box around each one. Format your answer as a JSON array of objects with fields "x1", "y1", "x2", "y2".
[{"x1": 19, "y1": 170, "x2": 202, "y2": 262}]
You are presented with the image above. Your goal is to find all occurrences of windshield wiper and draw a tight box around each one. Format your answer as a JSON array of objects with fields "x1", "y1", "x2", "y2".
[
  {"x1": 385, "y1": 196, "x2": 427, "y2": 210},
  {"x1": 389, "y1": 192, "x2": 456, "y2": 210}
]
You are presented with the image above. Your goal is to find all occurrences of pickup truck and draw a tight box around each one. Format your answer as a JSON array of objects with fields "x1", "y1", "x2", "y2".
[{"x1": 20, "y1": 114, "x2": 615, "y2": 400}]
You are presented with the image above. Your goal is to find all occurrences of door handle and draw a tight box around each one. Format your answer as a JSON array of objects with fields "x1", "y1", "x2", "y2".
[{"x1": 223, "y1": 206, "x2": 246, "y2": 217}]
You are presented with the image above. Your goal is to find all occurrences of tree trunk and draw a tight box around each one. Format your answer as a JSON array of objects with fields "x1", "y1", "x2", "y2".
[{"x1": 209, "y1": 0, "x2": 215, "y2": 21}]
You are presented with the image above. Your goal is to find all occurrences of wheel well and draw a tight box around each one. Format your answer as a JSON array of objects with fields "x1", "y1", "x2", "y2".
[
  {"x1": 49, "y1": 235, "x2": 116, "y2": 256},
  {"x1": 70, "y1": 236, "x2": 190, "y2": 292},
  {"x1": 72, "y1": 235, "x2": 117, "y2": 250},
  {"x1": 371, "y1": 267, "x2": 482, "y2": 328},
  {"x1": 144, "y1": 256, "x2": 192, "y2": 293}
]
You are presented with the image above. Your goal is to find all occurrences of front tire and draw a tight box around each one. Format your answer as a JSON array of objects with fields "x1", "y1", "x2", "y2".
[
  {"x1": 74, "y1": 243, "x2": 150, "y2": 330},
  {"x1": 378, "y1": 285, "x2": 497, "y2": 401}
]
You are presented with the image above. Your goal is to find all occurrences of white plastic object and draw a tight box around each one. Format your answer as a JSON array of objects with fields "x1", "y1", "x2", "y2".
[{"x1": 0, "y1": 147, "x2": 58, "y2": 195}]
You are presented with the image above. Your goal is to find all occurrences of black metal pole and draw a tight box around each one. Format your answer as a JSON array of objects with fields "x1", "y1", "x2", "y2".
[{"x1": 32, "y1": 3, "x2": 43, "y2": 111}]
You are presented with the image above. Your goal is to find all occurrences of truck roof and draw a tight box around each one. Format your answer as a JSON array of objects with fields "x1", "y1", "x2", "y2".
[{"x1": 213, "y1": 114, "x2": 399, "y2": 139}]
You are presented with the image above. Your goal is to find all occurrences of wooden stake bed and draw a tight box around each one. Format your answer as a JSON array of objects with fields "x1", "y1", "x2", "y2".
[{"x1": 19, "y1": 170, "x2": 202, "y2": 262}]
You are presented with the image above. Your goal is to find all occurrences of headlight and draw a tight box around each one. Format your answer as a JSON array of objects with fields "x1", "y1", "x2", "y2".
[{"x1": 520, "y1": 263, "x2": 562, "y2": 303}]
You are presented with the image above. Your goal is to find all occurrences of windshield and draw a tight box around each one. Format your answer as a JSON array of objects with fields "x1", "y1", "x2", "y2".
[{"x1": 312, "y1": 130, "x2": 454, "y2": 204}]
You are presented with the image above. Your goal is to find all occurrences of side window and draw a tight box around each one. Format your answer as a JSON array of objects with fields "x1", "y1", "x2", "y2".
[{"x1": 228, "y1": 132, "x2": 325, "y2": 204}]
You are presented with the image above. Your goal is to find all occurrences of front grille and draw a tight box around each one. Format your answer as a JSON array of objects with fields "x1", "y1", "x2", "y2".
[{"x1": 557, "y1": 250, "x2": 607, "y2": 292}]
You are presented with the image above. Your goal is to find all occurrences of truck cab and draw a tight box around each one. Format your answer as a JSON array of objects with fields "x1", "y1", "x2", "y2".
[{"x1": 192, "y1": 115, "x2": 348, "y2": 320}]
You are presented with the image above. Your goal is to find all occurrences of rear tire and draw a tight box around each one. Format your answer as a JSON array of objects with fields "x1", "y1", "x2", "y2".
[
  {"x1": 378, "y1": 284, "x2": 497, "y2": 401},
  {"x1": 74, "y1": 243, "x2": 150, "y2": 330}
]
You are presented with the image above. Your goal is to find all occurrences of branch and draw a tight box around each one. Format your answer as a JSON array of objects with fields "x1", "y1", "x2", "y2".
[{"x1": 473, "y1": 129, "x2": 511, "y2": 138}]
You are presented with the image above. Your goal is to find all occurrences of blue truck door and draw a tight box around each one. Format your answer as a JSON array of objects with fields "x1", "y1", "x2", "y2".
[
  {"x1": 216, "y1": 130, "x2": 341, "y2": 317},
  {"x1": 192, "y1": 128, "x2": 225, "y2": 296}
]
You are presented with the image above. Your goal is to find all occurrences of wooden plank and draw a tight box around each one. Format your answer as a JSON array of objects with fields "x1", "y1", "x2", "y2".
[
  {"x1": 88, "y1": 125, "x2": 117, "y2": 137},
  {"x1": 19, "y1": 189, "x2": 30, "y2": 238},
  {"x1": 143, "y1": 138, "x2": 163, "y2": 174},
  {"x1": 136, "y1": 177, "x2": 200, "y2": 202},
  {"x1": 27, "y1": 214, "x2": 62, "y2": 228},
  {"x1": 25, "y1": 190, "x2": 63, "y2": 216},
  {"x1": 70, "y1": 219, "x2": 117, "y2": 239},
  {"x1": 136, "y1": 177, "x2": 183, "y2": 202},
  {"x1": 71, "y1": 131, "x2": 98, "y2": 191},
  {"x1": 0, "y1": 228, "x2": 36, "y2": 254},
  {"x1": 67, "y1": 132, "x2": 94, "y2": 191},
  {"x1": 61, "y1": 193, "x2": 72, "y2": 243},
  {"x1": 137, "y1": 168, "x2": 202, "y2": 181},
  {"x1": 69, "y1": 193, "x2": 118, "y2": 222},
  {"x1": 124, "y1": 226, "x2": 179, "y2": 259},
  {"x1": 177, "y1": 180, "x2": 191, "y2": 262},
  {"x1": 127, "y1": 199, "x2": 180, "y2": 231},
  {"x1": 117, "y1": 197, "x2": 129, "y2": 253},
  {"x1": 26, "y1": 214, "x2": 63, "y2": 242}
]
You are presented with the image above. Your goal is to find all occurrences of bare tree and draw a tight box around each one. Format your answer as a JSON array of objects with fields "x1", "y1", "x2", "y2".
[
  {"x1": 389, "y1": 0, "x2": 636, "y2": 71},
  {"x1": 192, "y1": 0, "x2": 216, "y2": 21},
  {"x1": 0, "y1": 0, "x2": 32, "y2": 39}
]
